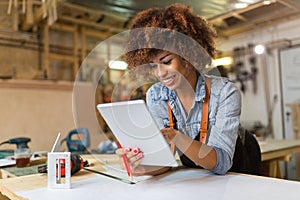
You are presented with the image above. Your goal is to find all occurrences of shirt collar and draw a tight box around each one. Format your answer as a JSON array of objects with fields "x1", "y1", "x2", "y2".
[
  {"x1": 159, "y1": 84, "x2": 176, "y2": 102},
  {"x1": 195, "y1": 71, "x2": 206, "y2": 102}
]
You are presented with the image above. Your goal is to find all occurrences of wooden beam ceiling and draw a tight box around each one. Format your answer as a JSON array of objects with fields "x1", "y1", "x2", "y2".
[
  {"x1": 2, "y1": 0, "x2": 300, "y2": 38},
  {"x1": 208, "y1": 0, "x2": 300, "y2": 37}
]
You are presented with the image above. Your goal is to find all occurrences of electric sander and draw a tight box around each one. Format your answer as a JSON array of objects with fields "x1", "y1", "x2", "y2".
[
  {"x1": 0, "y1": 137, "x2": 31, "y2": 158},
  {"x1": 0, "y1": 137, "x2": 31, "y2": 149}
]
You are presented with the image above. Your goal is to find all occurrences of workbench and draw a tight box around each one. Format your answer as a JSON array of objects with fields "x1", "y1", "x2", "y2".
[
  {"x1": 1, "y1": 138, "x2": 300, "y2": 180},
  {"x1": 0, "y1": 154, "x2": 300, "y2": 200},
  {"x1": 260, "y1": 138, "x2": 300, "y2": 179}
]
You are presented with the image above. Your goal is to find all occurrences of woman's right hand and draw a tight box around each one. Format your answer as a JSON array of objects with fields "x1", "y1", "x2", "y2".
[
  {"x1": 115, "y1": 147, "x2": 172, "y2": 176},
  {"x1": 115, "y1": 147, "x2": 144, "y2": 175}
]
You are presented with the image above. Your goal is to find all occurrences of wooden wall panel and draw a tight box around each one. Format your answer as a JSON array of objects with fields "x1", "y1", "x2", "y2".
[
  {"x1": 0, "y1": 46, "x2": 40, "y2": 79},
  {"x1": 0, "y1": 80, "x2": 107, "y2": 152}
]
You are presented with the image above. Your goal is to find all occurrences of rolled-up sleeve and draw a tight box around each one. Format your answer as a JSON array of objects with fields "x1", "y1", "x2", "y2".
[{"x1": 208, "y1": 81, "x2": 241, "y2": 174}]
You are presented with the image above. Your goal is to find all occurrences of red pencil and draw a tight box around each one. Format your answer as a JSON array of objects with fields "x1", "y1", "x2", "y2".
[{"x1": 117, "y1": 142, "x2": 133, "y2": 181}]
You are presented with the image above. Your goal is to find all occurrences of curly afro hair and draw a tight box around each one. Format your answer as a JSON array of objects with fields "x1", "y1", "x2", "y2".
[{"x1": 123, "y1": 3, "x2": 217, "y2": 71}]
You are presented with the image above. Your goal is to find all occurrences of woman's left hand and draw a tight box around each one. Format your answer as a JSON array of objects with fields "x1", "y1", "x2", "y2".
[{"x1": 161, "y1": 128, "x2": 180, "y2": 144}]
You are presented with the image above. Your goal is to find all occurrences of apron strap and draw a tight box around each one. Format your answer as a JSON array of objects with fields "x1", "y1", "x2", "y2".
[
  {"x1": 199, "y1": 77, "x2": 211, "y2": 143},
  {"x1": 166, "y1": 77, "x2": 211, "y2": 152},
  {"x1": 167, "y1": 102, "x2": 176, "y2": 153}
]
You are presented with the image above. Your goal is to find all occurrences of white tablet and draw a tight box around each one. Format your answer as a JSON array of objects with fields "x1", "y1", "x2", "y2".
[{"x1": 97, "y1": 99, "x2": 178, "y2": 167}]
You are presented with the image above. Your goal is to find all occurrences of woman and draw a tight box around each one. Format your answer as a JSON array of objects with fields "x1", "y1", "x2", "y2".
[{"x1": 116, "y1": 3, "x2": 241, "y2": 176}]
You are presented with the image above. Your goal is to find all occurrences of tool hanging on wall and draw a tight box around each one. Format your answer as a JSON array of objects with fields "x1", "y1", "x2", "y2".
[
  {"x1": 231, "y1": 44, "x2": 260, "y2": 94},
  {"x1": 248, "y1": 43, "x2": 258, "y2": 94},
  {"x1": 232, "y1": 47, "x2": 246, "y2": 93}
]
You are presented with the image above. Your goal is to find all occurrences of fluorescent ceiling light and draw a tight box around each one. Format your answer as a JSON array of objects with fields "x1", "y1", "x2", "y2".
[
  {"x1": 108, "y1": 60, "x2": 128, "y2": 70},
  {"x1": 212, "y1": 57, "x2": 233, "y2": 67},
  {"x1": 263, "y1": 1, "x2": 272, "y2": 5},
  {"x1": 239, "y1": 0, "x2": 257, "y2": 3},
  {"x1": 234, "y1": 3, "x2": 248, "y2": 9}
]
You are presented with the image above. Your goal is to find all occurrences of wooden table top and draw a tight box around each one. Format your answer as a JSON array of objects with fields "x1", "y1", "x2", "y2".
[{"x1": 258, "y1": 139, "x2": 300, "y2": 161}]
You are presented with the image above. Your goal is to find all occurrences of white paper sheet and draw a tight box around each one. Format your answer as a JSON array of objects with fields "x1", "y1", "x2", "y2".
[
  {"x1": 0, "y1": 158, "x2": 15, "y2": 167},
  {"x1": 102, "y1": 163, "x2": 152, "y2": 183},
  {"x1": 16, "y1": 168, "x2": 300, "y2": 200}
]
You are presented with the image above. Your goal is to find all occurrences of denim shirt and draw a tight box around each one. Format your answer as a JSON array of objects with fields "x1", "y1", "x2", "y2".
[{"x1": 146, "y1": 72, "x2": 241, "y2": 175}]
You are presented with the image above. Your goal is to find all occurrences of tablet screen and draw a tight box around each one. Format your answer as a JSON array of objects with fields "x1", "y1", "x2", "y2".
[{"x1": 97, "y1": 100, "x2": 178, "y2": 167}]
